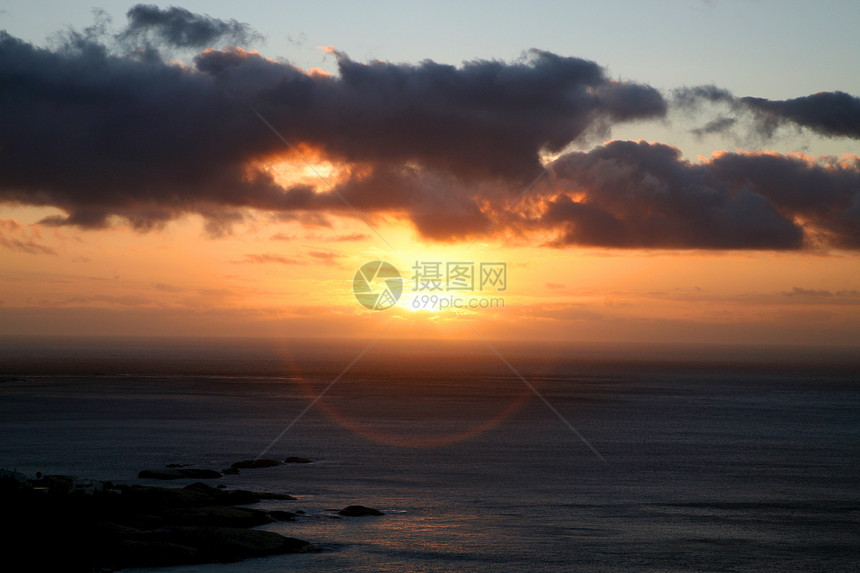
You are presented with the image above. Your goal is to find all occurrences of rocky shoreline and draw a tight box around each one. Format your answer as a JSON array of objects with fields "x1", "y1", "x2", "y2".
[{"x1": 1, "y1": 459, "x2": 383, "y2": 572}]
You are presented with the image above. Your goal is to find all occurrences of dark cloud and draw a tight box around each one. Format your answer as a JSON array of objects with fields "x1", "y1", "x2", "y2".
[
  {"x1": 541, "y1": 141, "x2": 802, "y2": 249},
  {"x1": 118, "y1": 4, "x2": 262, "y2": 49},
  {"x1": 1, "y1": 8, "x2": 859, "y2": 252},
  {"x1": 0, "y1": 9, "x2": 665, "y2": 233},
  {"x1": 536, "y1": 141, "x2": 859, "y2": 249},
  {"x1": 229, "y1": 47, "x2": 667, "y2": 180},
  {"x1": 672, "y1": 85, "x2": 735, "y2": 108},
  {"x1": 739, "y1": 91, "x2": 860, "y2": 139},
  {"x1": 691, "y1": 116, "x2": 736, "y2": 137},
  {"x1": 674, "y1": 85, "x2": 860, "y2": 139},
  {"x1": 325, "y1": 165, "x2": 494, "y2": 241},
  {"x1": 706, "y1": 151, "x2": 860, "y2": 248}
]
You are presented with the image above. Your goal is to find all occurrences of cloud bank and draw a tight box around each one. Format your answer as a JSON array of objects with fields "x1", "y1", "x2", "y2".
[
  {"x1": 119, "y1": 4, "x2": 263, "y2": 49},
  {"x1": 675, "y1": 85, "x2": 860, "y2": 140},
  {"x1": 1, "y1": 5, "x2": 859, "y2": 251},
  {"x1": 540, "y1": 141, "x2": 859, "y2": 249},
  {"x1": 0, "y1": 5, "x2": 664, "y2": 231}
]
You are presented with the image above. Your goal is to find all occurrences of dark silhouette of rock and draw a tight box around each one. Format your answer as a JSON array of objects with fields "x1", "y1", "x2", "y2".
[
  {"x1": 1, "y1": 474, "x2": 315, "y2": 571},
  {"x1": 230, "y1": 459, "x2": 281, "y2": 469},
  {"x1": 139, "y1": 526, "x2": 314, "y2": 565},
  {"x1": 269, "y1": 510, "x2": 298, "y2": 521},
  {"x1": 339, "y1": 505, "x2": 383, "y2": 516},
  {"x1": 284, "y1": 456, "x2": 313, "y2": 463},
  {"x1": 183, "y1": 481, "x2": 221, "y2": 494},
  {"x1": 101, "y1": 525, "x2": 315, "y2": 567},
  {"x1": 221, "y1": 489, "x2": 264, "y2": 505},
  {"x1": 180, "y1": 482, "x2": 296, "y2": 503},
  {"x1": 222, "y1": 467, "x2": 240, "y2": 475},
  {"x1": 162, "y1": 505, "x2": 274, "y2": 528},
  {"x1": 180, "y1": 482, "x2": 261, "y2": 505}
]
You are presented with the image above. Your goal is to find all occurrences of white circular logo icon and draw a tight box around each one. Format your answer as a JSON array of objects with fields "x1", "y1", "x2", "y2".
[{"x1": 353, "y1": 261, "x2": 403, "y2": 311}]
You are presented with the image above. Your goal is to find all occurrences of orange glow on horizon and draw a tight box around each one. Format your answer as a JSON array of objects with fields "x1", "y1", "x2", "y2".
[{"x1": 1, "y1": 200, "x2": 859, "y2": 344}]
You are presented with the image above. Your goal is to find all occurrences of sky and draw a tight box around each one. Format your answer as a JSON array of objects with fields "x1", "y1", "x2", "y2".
[{"x1": 1, "y1": 0, "x2": 860, "y2": 345}]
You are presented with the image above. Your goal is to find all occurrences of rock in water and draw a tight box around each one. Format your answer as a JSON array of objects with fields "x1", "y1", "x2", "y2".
[
  {"x1": 338, "y1": 505, "x2": 383, "y2": 516},
  {"x1": 1, "y1": 475, "x2": 317, "y2": 571},
  {"x1": 284, "y1": 456, "x2": 313, "y2": 463}
]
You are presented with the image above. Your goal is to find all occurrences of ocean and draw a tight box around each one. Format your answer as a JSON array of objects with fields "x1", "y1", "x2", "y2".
[{"x1": 1, "y1": 336, "x2": 858, "y2": 572}]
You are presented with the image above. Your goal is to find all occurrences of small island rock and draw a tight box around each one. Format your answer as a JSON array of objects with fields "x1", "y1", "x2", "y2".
[{"x1": 338, "y1": 505, "x2": 383, "y2": 517}]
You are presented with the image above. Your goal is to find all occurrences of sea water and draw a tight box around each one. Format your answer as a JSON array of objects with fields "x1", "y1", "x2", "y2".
[{"x1": 0, "y1": 337, "x2": 857, "y2": 571}]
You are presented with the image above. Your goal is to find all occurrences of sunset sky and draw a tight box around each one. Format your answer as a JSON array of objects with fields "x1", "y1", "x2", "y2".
[{"x1": 2, "y1": 0, "x2": 860, "y2": 344}]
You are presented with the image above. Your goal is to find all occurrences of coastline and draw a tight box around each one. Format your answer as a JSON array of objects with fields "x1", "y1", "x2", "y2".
[{"x1": 1, "y1": 459, "x2": 385, "y2": 572}]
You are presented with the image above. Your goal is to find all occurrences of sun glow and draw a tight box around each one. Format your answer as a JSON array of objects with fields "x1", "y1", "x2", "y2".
[
  {"x1": 3, "y1": 194, "x2": 860, "y2": 344},
  {"x1": 260, "y1": 149, "x2": 341, "y2": 188}
]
